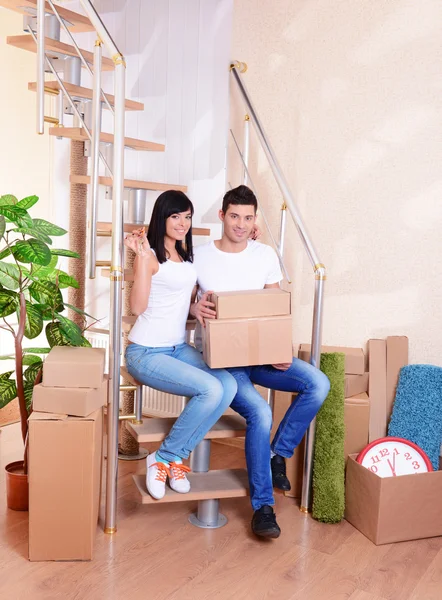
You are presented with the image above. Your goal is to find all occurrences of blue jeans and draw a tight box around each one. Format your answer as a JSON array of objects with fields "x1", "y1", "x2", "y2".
[
  {"x1": 228, "y1": 358, "x2": 330, "y2": 510},
  {"x1": 125, "y1": 343, "x2": 237, "y2": 463}
]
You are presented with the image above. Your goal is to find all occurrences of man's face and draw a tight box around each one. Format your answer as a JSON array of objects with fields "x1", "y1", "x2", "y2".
[{"x1": 219, "y1": 204, "x2": 257, "y2": 243}]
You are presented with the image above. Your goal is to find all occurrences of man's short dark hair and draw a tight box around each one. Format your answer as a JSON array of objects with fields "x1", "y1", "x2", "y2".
[{"x1": 222, "y1": 185, "x2": 258, "y2": 214}]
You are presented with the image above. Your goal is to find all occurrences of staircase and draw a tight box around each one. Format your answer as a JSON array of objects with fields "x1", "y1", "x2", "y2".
[{"x1": 1, "y1": 0, "x2": 249, "y2": 532}]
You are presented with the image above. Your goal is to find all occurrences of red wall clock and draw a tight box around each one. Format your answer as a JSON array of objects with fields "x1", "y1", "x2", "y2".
[{"x1": 356, "y1": 437, "x2": 433, "y2": 477}]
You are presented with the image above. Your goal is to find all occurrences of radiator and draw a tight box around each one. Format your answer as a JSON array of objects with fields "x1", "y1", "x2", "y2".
[{"x1": 85, "y1": 329, "x2": 184, "y2": 417}]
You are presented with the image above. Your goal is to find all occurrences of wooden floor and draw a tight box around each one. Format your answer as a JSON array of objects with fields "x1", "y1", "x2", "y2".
[{"x1": 1, "y1": 423, "x2": 442, "y2": 600}]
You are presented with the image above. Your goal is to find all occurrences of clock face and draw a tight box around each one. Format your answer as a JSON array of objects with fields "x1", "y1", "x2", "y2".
[{"x1": 357, "y1": 437, "x2": 433, "y2": 478}]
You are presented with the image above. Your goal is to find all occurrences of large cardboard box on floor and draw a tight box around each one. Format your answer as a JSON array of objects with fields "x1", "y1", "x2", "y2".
[
  {"x1": 345, "y1": 455, "x2": 442, "y2": 545},
  {"x1": 29, "y1": 408, "x2": 103, "y2": 561},
  {"x1": 344, "y1": 393, "x2": 370, "y2": 460},
  {"x1": 299, "y1": 344, "x2": 365, "y2": 375},
  {"x1": 344, "y1": 373, "x2": 368, "y2": 398},
  {"x1": 32, "y1": 378, "x2": 108, "y2": 417},
  {"x1": 212, "y1": 289, "x2": 291, "y2": 320},
  {"x1": 203, "y1": 315, "x2": 292, "y2": 369},
  {"x1": 42, "y1": 346, "x2": 106, "y2": 388}
]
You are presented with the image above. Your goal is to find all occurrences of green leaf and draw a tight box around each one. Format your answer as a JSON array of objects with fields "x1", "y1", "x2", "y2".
[
  {"x1": 51, "y1": 248, "x2": 80, "y2": 259},
  {"x1": 46, "y1": 322, "x2": 70, "y2": 347},
  {"x1": 64, "y1": 303, "x2": 95, "y2": 320},
  {"x1": 23, "y1": 347, "x2": 51, "y2": 354},
  {"x1": 0, "y1": 356, "x2": 14, "y2": 361},
  {"x1": 22, "y1": 354, "x2": 43, "y2": 366},
  {"x1": 0, "y1": 371, "x2": 14, "y2": 380},
  {"x1": 56, "y1": 313, "x2": 83, "y2": 345},
  {"x1": 0, "y1": 247, "x2": 11, "y2": 260},
  {"x1": 24, "y1": 362, "x2": 42, "y2": 383},
  {"x1": 29, "y1": 280, "x2": 63, "y2": 308},
  {"x1": 0, "y1": 205, "x2": 33, "y2": 228},
  {"x1": 0, "y1": 261, "x2": 21, "y2": 290},
  {"x1": 0, "y1": 378, "x2": 17, "y2": 408},
  {"x1": 12, "y1": 239, "x2": 52, "y2": 266},
  {"x1": 0, "y1": 289, "x2": 18, "y2": 317},
  {"x1": 33, "y1": 219, "x2": 67, "y2": 237},
  {"x1": 0, "y1": 215, "x2": 5, "y2": 239},
  {"x1": 32, "y1": 303, "x2": 54, "y2": 320},
  {"x1": 75, "y1": 336, "x2": 92, "y2": 348},
  {"x1": 57, "y1": 271, "x2": 79, "y2": 289},
  {"x1": 24, "y1": 381, "x2": 34, "y2": 411},
  {"x1": 16, "y1": 195, "x2": 38, "y2": 210},
  {"x1": 20, "y1": 301, "x2": 43, "y2": 339},
  {"x1": 12, "y1": 228, "x2": 52, "y2": 245},
  {"x1": 29, "y1": 255, "x2": 58, "y2": 280},
  {"x1": 0, "y1": 195, "x2": 18, "y2": 206}
]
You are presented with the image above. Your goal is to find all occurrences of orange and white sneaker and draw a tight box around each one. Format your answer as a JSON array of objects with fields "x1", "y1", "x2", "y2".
[
  {"x1": 146, "y1": 453, "x2": 170, "y2": 500},
  {"x1": 169, "y1": 461, "x2": 191, "y2": 494}
]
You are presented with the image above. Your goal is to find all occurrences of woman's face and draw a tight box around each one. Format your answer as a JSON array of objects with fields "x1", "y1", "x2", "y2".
[{"x1": 165, "y1": 209, "x2": 192, "y2": 241}]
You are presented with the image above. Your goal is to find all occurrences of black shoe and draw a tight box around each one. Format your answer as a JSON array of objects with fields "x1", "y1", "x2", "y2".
[
  {"x1": 251, "y1": 505, "x2": 281, "y2": 539},
  {"x1": 271, "y1": 454, "x2": 291, "y2": 492}
]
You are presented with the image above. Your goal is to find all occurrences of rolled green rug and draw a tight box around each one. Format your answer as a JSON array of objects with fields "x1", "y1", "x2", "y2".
[{"x1": 312, "y1": 352, "x2": 346, "y2": 523}]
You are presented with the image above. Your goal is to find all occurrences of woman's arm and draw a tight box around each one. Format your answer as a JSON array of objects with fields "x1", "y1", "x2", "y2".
[{"x1": 124, "y1": 228, "x2": 158, "y2": 315}]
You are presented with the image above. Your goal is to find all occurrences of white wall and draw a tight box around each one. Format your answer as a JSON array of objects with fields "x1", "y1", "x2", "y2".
[{"x1": 230, "y1": 0, "x2": 442, "y2": 366}]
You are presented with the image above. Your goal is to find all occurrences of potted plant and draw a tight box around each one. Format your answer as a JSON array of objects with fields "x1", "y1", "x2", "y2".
[{"x1": 0, "y1": 193, "x2": 95, "y2": 510}]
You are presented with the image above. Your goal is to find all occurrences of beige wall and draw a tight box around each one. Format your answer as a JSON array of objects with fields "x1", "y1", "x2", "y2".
[
  {"x1": 0, "y1": 10, "x2": 52, "y2": 220},
  {"x1": 230, "y1": 0, "x2": 442, "y2": 365}
]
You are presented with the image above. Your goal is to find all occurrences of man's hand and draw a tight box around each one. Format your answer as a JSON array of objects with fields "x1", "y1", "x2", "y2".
[
  {"x1": 189, "y1": 291, "x2": 216, "y2": 327},
  {"x1": 272, "y1": 363, "x2": 292, "y2": 371}
]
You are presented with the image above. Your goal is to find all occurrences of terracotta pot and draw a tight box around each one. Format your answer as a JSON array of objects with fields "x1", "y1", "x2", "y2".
[{"x1": 5, "y1": 461, "x2": 28, "y2": 511}]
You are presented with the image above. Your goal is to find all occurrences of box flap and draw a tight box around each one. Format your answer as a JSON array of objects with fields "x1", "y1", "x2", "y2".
[{"x1": 29, "y1": 412, "x2": 68, "y2": 422}]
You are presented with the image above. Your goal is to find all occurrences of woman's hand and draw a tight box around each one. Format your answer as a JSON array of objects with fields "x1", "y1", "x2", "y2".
[
  {"x1": 124, "y1": 227, "x2": 151, "y2": 257},
  {"x1": 189, "y1": 291, "x2": 217, "y2": 327},
  {"x1": 249, "y1": 224, "x2": 262, "y2": 240}
]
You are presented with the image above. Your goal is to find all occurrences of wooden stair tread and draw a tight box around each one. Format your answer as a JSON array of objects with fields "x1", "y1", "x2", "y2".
[
  {"x1": 133, "y1": 469, "x2": 249, "y2": 504},
  {"x1": 7, "y1": 35, "x2": 114, "y2": 70},
  {"x1": 70, "y1": 174, "x2": 187, "y2": 193},
  {"x1": 0, "y1": 0, "x2": 94, "y2": 32},
  {"x1": 49, "y1": 128, "x2": 164, "y2": 152},
  {"x1": 127, "y1": 414, "x2": 246, "y2": 443},
  {"x1": 29, "y1": 81, "x2": 144, "y2": 111},
  {"x1": 97, "y1": 221, "x2": 209, "y2": 235}
]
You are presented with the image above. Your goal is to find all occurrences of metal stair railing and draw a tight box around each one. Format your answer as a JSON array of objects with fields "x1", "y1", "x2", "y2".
[
  {"x1": 34, "y1": 0, "x2": 126, "y2": 534},
  {"x1": 230, "y1": 60, "x2": 326, "y2": 514}
]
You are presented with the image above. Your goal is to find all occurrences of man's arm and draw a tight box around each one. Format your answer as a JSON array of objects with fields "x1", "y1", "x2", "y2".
[{"x1": 264, "y1": 282, "x2": 280, "y2": 289}]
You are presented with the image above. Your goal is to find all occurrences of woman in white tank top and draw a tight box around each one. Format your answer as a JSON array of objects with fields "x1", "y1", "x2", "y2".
[{"x1": 124, "y1": 191, "x2": 237, "y2": 501}]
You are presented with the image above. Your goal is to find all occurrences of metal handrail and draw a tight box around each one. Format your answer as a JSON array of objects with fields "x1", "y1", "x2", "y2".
[
  {"x1": 36, "y1": 0, "x2": 44, "y2": 134},
  {"x1": 230, "y1": 129, "x2": 291, "y2": 284},
  {"x1": 45, "y1": 0, "x2": 114, "y2": 115},
  {"x1": 230, "y1": 61, "x2": 326, "y2": 513}
]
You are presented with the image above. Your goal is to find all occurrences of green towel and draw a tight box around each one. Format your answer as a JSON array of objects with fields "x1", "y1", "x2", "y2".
[{"x1": 312, "y1": 352, "x2": 346, "y2": 523}]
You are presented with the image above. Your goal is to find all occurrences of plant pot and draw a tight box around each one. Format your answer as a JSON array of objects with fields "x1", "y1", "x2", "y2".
[{"x1": 5, "y1": 461, "x2": 28, "y2": 511}]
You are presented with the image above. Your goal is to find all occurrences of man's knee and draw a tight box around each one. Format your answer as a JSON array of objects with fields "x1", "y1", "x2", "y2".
[{"x1": 312, "y1": 371, "x2": 330, "y2": 410}]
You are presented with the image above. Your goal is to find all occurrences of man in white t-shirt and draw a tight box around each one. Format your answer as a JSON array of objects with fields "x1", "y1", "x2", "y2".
[{"x1": 190, "y1": 185, "x2": 330, "y2": 539}]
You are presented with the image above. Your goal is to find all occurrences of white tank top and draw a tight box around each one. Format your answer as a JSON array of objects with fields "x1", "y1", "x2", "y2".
[{"x1": 128, "y1": 254, "x2": 197, "y2": 347}]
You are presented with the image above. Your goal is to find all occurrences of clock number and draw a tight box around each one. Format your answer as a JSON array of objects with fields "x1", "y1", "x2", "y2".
[
  {"x1": 405, "y1": 452, "x2": 412, "y2": 460},
  {"x1": 370, "y1": 465, "x2": 378, "y2": 473},
  {"x1": 412, "y1": 461, "x2": 420, "y2": 470},
  {"x1": 371, "y1": 454, "x2": 381, "y2": 464},
  {"x1": 380, "y1": 448, "x2": 389, "y2": 457},
  {"x1": 393, "y1": 448, "x2": 400, "y2": 455}
]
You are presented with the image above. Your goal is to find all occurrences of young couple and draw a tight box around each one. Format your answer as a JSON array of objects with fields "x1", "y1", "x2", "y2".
[{"x1": 124, "y1": 185, "x2": 330, "y2": 539}]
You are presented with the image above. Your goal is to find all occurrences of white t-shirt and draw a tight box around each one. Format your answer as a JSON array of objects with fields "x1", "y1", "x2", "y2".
[{"x1": 193, "y1": 240, "x2": 283, "y2": 349}]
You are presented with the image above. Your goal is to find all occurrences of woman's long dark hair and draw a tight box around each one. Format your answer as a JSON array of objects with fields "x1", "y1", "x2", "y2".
[{"x1": 147, "y1": 190, "x2": 194, "y2": 264}]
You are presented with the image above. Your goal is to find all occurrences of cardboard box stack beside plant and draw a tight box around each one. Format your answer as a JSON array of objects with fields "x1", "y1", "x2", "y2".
[{"x1": 0, "y1": 193, "x2": 96, "y2": 482}]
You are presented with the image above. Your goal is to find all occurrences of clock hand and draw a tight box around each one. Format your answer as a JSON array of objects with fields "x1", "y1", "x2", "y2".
[{"x1": 387, "y1": 458, "x2": 397, "y2": 477}]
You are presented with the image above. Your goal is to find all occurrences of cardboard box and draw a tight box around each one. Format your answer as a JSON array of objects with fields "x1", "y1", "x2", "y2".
[
  {"x1": 32, "y1": 378, "x2": 108, "y2": 417},
  {"x1": 368, "y1": 339, "x2": 387, "y2": 441},
  {"x1": 344, "y1": 393, "x2": 370, "y2": 460},
  {"x1": 212, "y1": 289, "x2": 290, "y2": 320},
  {"x1": 203, "y1": 316, "x2": 292, "y2": 369},
  {"x1": 386, "y1": 336, "x2": 408, "y2": 426},
  {"x1": 344, "y1": 373, "x2": 369, "y2": 398},
  {"x1": 29, "y1": 408, "x2": 103, "y2": 561},
  {"x1": 43, "y1": 347, "x2": 105, "y2": 389},
  {"x1": 272, "y1": 391, "x2": 304, "y2": 498},
  {"x1": 298, "y1": 344, "x2": 365, "y2": 375}
]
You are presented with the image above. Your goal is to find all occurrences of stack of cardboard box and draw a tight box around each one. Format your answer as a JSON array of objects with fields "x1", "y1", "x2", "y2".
[
  {"x1": 203, "y1": 289, "x2": 293, "y2": 369},
  {"x1": 28, "y1": 347, "x2": 107, "y2": 562}
]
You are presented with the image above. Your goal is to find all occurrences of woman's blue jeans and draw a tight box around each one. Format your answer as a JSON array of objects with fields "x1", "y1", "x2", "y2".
[
  {"x1": 228, "y1": 358, "x2": 330, "y2": 511},
  {"x1": 125, "y1": 342, "x2": 237, "y2": 463}
]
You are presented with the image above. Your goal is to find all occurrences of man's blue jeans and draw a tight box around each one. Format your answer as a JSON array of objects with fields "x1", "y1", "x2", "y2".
[
  {"x1": 228, "y1": 358, "x2": 330, "y2": 510},
  {"x1": 125, "y1": 342, "x2": 237, "y2": 463}
]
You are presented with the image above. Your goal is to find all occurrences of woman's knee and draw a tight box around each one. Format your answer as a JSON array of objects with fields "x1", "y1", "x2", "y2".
[{"x1": 312, "y1": 371, "x2": 330, "y2": 409}]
